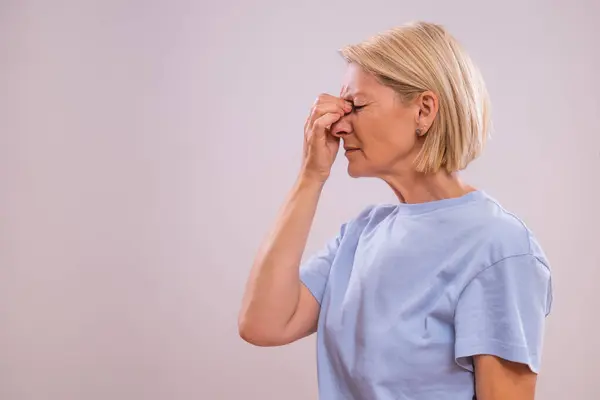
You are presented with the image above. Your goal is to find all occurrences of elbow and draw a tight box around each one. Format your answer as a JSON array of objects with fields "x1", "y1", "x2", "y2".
[{"x1": 237, "y1": 316, "x2": 286, "y2": 347}]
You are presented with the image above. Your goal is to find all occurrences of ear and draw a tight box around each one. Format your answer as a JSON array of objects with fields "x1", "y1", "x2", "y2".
[{"x1": 415, "y1": 91, "x2": 439, "y2": 134}]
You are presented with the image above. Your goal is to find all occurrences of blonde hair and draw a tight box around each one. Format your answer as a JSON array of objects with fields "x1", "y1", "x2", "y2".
[{"x1": 339, "y1": 21, "x2": 491, "y2": 173}]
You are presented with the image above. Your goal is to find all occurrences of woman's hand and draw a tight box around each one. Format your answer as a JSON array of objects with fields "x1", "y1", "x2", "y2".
[{"x1": 301, "y1": 94, "x2": 352, "y2": 183}]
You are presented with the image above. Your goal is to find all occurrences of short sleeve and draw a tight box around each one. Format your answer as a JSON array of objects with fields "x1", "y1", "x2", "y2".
[
  {"x1": 299, "y1": 222, "x2": 348, "y2": 305},
  {"x1": 454, "y1": 254, "x2": 553, "y2": 373}
]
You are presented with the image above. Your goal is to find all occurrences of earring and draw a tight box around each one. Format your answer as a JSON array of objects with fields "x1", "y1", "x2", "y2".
[{"x1": 415, "y1": 128, "x2": 422, "y2": 136}]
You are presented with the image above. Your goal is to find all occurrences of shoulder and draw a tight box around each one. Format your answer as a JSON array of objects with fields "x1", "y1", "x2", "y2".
[{"x1": 472, "y1": 193, "x2": 550, "y2": 271}]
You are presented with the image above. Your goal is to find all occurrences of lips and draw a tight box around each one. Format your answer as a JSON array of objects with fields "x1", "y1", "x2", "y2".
[{"x1": 344, "y1": 147, "x2": 360, "y2": 151}]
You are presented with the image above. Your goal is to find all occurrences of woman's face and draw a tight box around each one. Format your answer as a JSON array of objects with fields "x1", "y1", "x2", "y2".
[{"x1": 331, "y1": 63, "x2": 425, "y2": 178}]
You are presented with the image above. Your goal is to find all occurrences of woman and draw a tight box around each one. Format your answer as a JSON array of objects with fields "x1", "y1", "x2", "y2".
[{"x1": 238, "y1": 21, "x2": 552, "y2": 400}]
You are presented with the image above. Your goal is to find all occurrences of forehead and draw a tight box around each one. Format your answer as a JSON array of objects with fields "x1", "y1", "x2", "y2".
[{"x1": 339, "y1": 63, "x2": 382, "y2": 98}]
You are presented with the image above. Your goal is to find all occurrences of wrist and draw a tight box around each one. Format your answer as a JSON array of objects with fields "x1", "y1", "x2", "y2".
[
  {"x1": 296, "y1": 172, "x2": 327, "y2": 192},
  {"x1": 299, "y1": 166, "x2": 329, "y2": 186}
]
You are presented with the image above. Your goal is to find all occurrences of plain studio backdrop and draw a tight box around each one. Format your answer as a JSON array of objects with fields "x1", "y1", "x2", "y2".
[{"x1": 1, "y1": 0, "x2": 599, "y2": 399}]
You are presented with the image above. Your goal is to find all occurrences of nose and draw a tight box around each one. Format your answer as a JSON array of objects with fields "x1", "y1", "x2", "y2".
[{"x1": 330, "y1": 114, "x2": 352, "y2": 138}]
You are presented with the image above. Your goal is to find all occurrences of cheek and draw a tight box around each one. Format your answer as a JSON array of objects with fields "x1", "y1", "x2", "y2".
[
  {"x1": 365, "y1": 116, "x2": 415, "y2": 151},
  {"x1": 352, "y1": 105, "x2": 416, "y2": 152},
  {"x1": 390, "y1": 124, "x2": 417, "y2": 150}
]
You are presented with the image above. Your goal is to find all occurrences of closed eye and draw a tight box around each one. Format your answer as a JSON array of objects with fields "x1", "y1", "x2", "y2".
[{"x1": 352, "y1": 104, "x2": 366, "y2": 112}]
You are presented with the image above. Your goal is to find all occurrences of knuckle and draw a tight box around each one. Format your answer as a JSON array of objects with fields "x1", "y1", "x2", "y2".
[{"x1": 316, "y1": 93, "x2": 329, "y2": 103}]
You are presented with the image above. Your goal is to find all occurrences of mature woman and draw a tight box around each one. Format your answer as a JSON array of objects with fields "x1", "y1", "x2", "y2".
[{"x1": 238, "y1": 21, "x2": 552, "y2": 400}]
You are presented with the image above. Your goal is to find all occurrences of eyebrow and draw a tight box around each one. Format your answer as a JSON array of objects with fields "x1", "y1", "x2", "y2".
[{"x1": 341, "y1": 91, "x2": 366, "y2": 100}]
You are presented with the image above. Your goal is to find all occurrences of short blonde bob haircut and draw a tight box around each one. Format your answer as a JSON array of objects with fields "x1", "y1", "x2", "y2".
[{"x1": 340, "y1": 21, "x2": 491, "y2": 173}]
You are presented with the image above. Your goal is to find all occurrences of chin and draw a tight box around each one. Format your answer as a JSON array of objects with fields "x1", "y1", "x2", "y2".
[{"x1": 347, "y1": 165, "x2": 367, "y2": 178}]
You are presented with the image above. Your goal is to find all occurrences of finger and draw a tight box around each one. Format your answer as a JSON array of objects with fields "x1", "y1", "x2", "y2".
[
  {"x1": 308, "y1": 103, "x2": 350, "y2": 132},
  {"x1": 305, "y1": 94, "x2": 352, "y2": 137},
  {"x1": 313, "y1": 94, "x2": 352, "y2": 114},
  {"x1": 312, "y1": 112, "x2": 344, "y2": 135},
  {"x1": 315, "y1": 93, "x2": 353, "y2": 109},
  {"x1": 315, "y1": 102, "x2": 350, "y2": 116}
]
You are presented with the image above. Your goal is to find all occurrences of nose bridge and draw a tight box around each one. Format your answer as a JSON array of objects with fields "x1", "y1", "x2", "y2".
[{"x1": 330, "y1": 114, "x2": 352, "y2": 137}]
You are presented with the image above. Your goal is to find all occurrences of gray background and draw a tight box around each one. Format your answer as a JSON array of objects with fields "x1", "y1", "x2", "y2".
[{"x1": 2, "y1": 0, "x2": 599, "y2": 399}]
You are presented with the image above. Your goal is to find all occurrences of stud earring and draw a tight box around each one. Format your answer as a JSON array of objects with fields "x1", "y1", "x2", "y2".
[{"x1": 415, "y1": 128, "x2": 422, "y2": 136}]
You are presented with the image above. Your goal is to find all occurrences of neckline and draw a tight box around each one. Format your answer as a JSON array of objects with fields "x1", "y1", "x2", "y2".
[{"x1": 394, "y1": 190, "x2": 487, "y2": 215}]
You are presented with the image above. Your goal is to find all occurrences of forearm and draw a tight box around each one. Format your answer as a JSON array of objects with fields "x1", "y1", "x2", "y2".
[{"x1": 238, "y1": 175, "x2": 324, "y2": 336}]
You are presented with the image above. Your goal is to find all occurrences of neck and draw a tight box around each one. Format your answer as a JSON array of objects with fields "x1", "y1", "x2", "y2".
[{"x1": 381, "y1": 169, "x2": 475, "y2": 204}]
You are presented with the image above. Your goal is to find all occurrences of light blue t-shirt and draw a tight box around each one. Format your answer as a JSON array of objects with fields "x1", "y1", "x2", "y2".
[{"x1": 300, "y1": 190, "x2": 553, "y2": 400}]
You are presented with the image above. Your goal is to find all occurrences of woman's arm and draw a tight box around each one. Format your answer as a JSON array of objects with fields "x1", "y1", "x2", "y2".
[
  {"x1": 238, "y1": 94, "x2": 352, "y2": 347},
  {"x1": 474, "y1": 355, "x2": 537, "y2": 400},
  {"x1": 238, "y1": 176, "x2": 324, "y2": 346}
]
